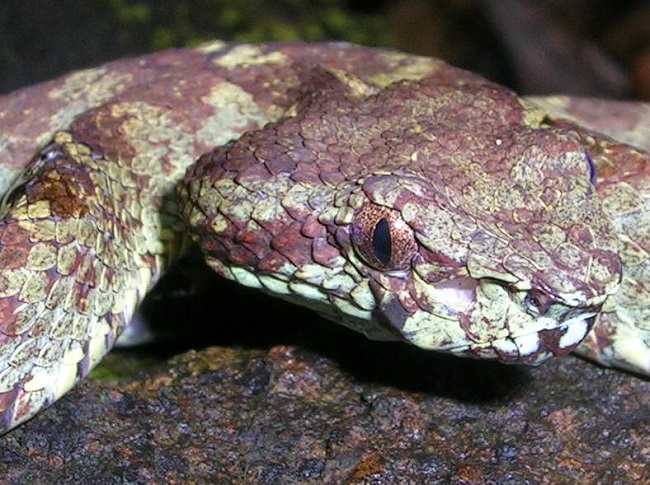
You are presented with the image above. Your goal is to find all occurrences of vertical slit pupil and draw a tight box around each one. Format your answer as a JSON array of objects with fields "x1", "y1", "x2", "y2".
[
  {"x1": 372, "y1": 218, "x2": 392, "y2": 265},
  {"x1": 586, "y1": 152, "x2": 596, "y2": 185}
]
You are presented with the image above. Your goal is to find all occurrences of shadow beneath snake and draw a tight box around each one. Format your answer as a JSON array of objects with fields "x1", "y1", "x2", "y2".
[{"x1": 123, "y1": 254, "x2": 532, "y2": 404}]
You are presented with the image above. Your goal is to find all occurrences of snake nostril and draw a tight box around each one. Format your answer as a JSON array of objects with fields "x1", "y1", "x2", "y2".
[
  {"x1": 525, "y1": 290, "x2": 555, "y2": 315},
  {"x1": 2, "y1": 180, "x2": 28, "y2": 207}
]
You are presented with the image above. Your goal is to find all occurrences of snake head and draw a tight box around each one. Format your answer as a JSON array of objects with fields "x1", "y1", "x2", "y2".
[
  {"x1": 343, "y1": 173, "x2": 620, "y2": 364},
  {"x1": 183, "y1": 68, "x2": 622, "y2": 365},
  {"x1": 333, "y1": 81, "x2": 623, "y2": 364}
]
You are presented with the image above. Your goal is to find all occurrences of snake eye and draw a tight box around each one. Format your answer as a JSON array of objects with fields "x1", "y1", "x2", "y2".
[
  {"x1": 372, "y1": 218, "x2": 392, "y2": 265},
  {"x1": 351, "y1": 204, "x2": 417, "y2": 271}
]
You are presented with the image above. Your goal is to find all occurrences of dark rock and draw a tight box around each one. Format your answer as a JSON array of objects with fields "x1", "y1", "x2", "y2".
[{"x1": 0, "y1": 321, "x2": 647, "y2": 483}]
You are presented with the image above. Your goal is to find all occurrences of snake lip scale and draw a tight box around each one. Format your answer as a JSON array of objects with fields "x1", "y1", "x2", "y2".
[{"x1": 0, "y1": 41, "x2": 648, "y2": 434}]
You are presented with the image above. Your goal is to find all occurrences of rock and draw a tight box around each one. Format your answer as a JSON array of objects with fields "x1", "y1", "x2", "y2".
[{"x1": 0, "y1": 275, "x2": 648, "y2": 483}]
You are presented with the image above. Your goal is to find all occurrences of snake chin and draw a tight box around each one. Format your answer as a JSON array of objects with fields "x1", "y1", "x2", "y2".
[
  {"x1": 375, "y1": 274, "x2": 601, "y2": 366},
  {"x1": 484, "y1": 312, "x2": 598, "y2": 365},
  {"x1": 431, "y1": 311, "x2": 597, "y2": 366}
]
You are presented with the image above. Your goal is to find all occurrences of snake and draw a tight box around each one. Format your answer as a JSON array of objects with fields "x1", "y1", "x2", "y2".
[{"x1": 0, "y1": 41, "x2": 649, "y2": 434}]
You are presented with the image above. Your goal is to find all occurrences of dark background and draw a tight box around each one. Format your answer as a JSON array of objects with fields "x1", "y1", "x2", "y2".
[{"x1": 3, "y1": 0, "x2": 650, "y2": 99}]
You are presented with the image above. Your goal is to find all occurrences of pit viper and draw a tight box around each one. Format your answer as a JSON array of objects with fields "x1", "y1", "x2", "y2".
[{"x1": 0, "y1": 41, "x2": 648, "y2": 434}]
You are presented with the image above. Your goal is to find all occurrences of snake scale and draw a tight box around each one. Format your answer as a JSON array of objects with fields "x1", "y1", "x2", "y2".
[{"x1": 0, "y1": 41, "x2": 648, "y2": 434}]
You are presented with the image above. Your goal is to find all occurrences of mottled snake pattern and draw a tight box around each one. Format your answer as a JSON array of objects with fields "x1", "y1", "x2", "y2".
[{"x1": 0, "y1": 41, "x2": 648, "y2": 433}]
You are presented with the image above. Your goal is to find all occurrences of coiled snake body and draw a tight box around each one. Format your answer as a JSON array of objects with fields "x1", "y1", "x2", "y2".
[{"x1": 0, "y1": 41, "x2": 648, "y2": 433}]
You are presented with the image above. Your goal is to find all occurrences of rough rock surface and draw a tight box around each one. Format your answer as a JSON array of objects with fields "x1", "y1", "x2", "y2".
[{"x1": 0, "y1": 271, "x2": 648, "y2": 484}]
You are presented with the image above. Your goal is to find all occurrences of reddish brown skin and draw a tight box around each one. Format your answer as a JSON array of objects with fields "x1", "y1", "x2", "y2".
[
  {"x1": 184, "y1": 73, "x2": 619, "y2": 302},
  {"x1": 0, "y1": 44, "x2": 478, "y2": 171}
]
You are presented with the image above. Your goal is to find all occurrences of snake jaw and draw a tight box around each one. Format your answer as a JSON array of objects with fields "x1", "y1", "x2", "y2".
[
  {"x1": 490, "y1": 310, "x2": 599, "y2": 363},
  {"x1": 366, "y1": 268, "x2": 603, "y2": 365}
]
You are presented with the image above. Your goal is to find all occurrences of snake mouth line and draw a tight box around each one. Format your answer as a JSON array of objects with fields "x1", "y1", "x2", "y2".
[{"x1": 446, "y1": 312, "x2": 598, "y2": 364}]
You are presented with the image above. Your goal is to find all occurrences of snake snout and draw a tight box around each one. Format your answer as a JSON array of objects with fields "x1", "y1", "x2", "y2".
[{"x1": 372, "y1": 274, "x2": 603, "y2": 366}]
